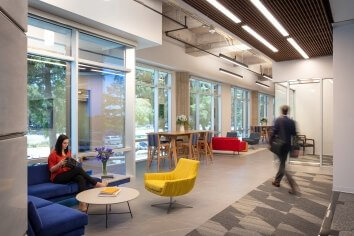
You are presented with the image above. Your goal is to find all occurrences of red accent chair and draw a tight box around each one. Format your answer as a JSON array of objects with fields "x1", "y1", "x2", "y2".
[{"x1": 212, "y1": 137, "x2": 247, "y2": 154}]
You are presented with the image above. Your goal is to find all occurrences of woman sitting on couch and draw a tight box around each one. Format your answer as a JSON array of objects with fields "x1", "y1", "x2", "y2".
[{"x1": 48, "y1": 134, "x2": 107, "y2": 211}]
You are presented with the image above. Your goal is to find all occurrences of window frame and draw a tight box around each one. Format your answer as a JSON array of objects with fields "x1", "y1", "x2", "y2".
[
  {"x1": 189, "y1": 76, "x2": 221, "y2": 134},
  {"x1": 26, "y1": 15, "x2": 133, "y2": 162}
]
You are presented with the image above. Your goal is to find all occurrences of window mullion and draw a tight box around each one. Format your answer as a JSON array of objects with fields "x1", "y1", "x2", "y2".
[{"x1": 154, "y1": 70, "x2": 159, "y2": 132}]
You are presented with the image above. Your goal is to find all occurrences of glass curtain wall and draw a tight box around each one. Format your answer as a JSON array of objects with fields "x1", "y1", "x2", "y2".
[
  {"x1": 27, "y1": 17, "x2": 72, "y2": 159},
  {"x1": 231, "y1": 87, "x2": 250, "y2": 137},
  {"x1": 258, "y1": 93, "x2": 268, "y2": 124},
  {"x1": 135, "y1": 65, "x2": 171, "y2": 161},
  {"x1": 26, "y1": 16, "x2": 130, "y2": 174},
  {"x1": 189, "y1": 77, "x2": 221, "y2": 134}
]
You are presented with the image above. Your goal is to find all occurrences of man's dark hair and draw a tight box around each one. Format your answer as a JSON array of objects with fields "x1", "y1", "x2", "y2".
[
  {"x1": 281, "y1": 105, "x2": 289, "y2": 115},
  {"x1": 55, "y1": 134, "x2": 69, "y2": 156}
]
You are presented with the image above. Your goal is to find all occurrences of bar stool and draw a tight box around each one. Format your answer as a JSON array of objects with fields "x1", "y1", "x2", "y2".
[
  {"x1": 198, "y1": 132, "x2": 213, "y2": 164},
  {"x1": 179, "y1": 133, "x2": 199, "y2": 160},
  {"x1": 146, "y1": 133, "x2": 171, "y2": 172}
]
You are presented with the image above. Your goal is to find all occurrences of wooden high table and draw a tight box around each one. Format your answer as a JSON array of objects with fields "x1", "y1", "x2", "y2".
[{"x1": 154, "y1": 130, "x2": 212, "y2": 167}]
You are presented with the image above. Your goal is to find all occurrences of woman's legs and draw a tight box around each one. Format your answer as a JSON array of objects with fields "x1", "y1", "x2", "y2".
[{"x1": 54, "y1": 167, "x2": 106, "y2": 187}]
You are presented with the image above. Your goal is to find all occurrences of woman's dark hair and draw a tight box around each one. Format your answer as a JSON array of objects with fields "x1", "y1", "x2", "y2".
[{"x1": 55, "y1": 134, "x2": 69, "y2": 156}]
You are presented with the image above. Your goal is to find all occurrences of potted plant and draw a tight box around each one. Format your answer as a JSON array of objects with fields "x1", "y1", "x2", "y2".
[
  {"x1": 176, "y1": 115, "x2": 189, "y2": 132},
  {"x1": 260, "y1": 117, "x2": 268, "y2": 126}
]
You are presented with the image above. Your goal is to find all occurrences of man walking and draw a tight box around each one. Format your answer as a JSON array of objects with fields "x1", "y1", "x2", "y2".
[{"x1": 271, "y1": 105, "x2": 298, "y2": 194}]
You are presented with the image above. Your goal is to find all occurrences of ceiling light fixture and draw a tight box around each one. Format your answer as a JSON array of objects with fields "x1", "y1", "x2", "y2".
[
  {"x1": 250, "y1": 0, "x2": 289, "y2": 37},
  {"x1": 219, "y1": 68, "x2": 243, "y2": 79},
  {"x1": 219, "y1": 53, "x2": 248, "y2": 69},
  {"x1": 287, "y1": 38, "x2": 309, "y2": 59},
  {"x1": 262, "y1": 74, "x2": 273, "y2": 80},
  {"x1": 242, "y1": 25, "x2": 278, "y2": 52},
  {"x1": 255, "y1": 81, "x2": 270, "y2": 88},
  {"x1": 205, "y1": 0, "x2": 241, "y2": 24}
]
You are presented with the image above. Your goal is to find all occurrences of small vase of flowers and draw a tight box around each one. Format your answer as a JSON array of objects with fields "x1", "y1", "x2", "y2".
[
  {"x1": 177, "y1": 115, "x2": 189, "y2": 132},
  {"x1": 95, "y1": 147, "x2": 114, "y2": 177}
]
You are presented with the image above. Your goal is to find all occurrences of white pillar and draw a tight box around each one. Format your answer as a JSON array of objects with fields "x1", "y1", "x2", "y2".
[
  {"x1": 71, "y1": 30, "x2": 79, "y2": 157},
  {"x1": 125, "y1": 47, "x2": 136, "y2": 177}
]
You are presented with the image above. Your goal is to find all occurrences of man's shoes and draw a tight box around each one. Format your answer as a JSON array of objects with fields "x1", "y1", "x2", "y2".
[{"x1": 272, "y1": 181, "x2": 280, "y2": 187}]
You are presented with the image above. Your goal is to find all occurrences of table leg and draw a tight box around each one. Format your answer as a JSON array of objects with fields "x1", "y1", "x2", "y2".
[
  {"x1": 127, "y1": 201, "x2": 133, "y2": 218},
  {"x1": 105, "y1": 204, "x2": 108, "y2": 228},
  {"x1": 86, "y1": 204, "x2": 90, "y2": 214}
]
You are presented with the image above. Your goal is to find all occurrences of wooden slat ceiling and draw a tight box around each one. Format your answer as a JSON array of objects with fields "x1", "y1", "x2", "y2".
[{"x1": 182, "y1": 0, "x2": 332, "y2": 61}]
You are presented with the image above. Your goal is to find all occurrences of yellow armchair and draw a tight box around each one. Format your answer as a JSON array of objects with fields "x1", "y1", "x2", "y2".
[{"x1": 144, "y1": 158, "x2": 200, "y2": 213}]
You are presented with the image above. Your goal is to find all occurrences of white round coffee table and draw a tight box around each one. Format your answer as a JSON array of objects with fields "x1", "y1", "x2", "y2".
[{"x1": 76, "y1": 187, "x2": 139, "y2": 228}]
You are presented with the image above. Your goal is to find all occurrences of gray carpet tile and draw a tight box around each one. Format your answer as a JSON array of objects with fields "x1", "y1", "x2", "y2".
[{"x1": 187, "y1": 172, "x2": 332, "y2": 236}]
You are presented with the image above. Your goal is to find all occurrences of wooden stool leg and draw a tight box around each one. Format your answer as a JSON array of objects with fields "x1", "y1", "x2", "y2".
[{"x1": 157, "y1": 147, "x2": 161, "y2": 172}]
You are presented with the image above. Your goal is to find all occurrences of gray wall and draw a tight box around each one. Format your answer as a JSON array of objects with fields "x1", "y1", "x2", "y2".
[{"x1": 0, "y1": 0, "x2": 28, "y2": 235}]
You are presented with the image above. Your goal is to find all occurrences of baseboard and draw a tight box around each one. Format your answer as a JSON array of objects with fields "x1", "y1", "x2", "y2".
[{"x1": 332, "y1": 186, "x2": 354, "y2": 194}]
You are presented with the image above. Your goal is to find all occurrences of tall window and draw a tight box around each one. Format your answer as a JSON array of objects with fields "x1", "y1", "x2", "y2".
[
  {"x1": 26, "y1": 16, "x2": 130, "y2": 174},
  {"x1": 27, "y1": 17, "x2": 72, "y2": 159},
  {"x1": 27, "y1": 55, "x2": 71, "y2": 159},
  {"x1": 135, "y1": 65, "x2": 171, "y2": 161},
  {"x1": 190, "y1": 77, "x2": 221, "y2": 134},
  {"x1": 78, "y1": 33, "x2": 126, "y2": 153},
  {"x1": 258, "y1": 93, "x2": 268, "y2": 124},
  {"x1": 231, "y1": 87, "x2": 250, "y2": 137}
]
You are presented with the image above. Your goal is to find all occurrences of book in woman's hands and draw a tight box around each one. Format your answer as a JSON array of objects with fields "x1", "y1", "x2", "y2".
[{"x1": 98, "y1": 187, "x2": 121, "y2": 197}]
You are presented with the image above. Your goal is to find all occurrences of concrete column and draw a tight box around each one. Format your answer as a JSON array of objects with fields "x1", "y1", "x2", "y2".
[{"x1": 251, "y1": 91, "x2": 259, "y2": 126}]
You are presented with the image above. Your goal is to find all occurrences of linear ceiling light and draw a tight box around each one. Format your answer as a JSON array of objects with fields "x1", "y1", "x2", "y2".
[
  {"x1": 242, "y1": 25, "x2": 278, "y2": 52},
  {"x1": 262, "y1": 74, "x2": 273, "y2": 80},
  {"x1": 219, "y1": 53, "x2": 248, "y2": 69},
  {"x1": 250, "y1": 0, "x2": 289, "y2": 37},
  {"x1": 255, "y1": 81, "x2": 270, "y2": 88},
  {"x1": 205, "y1": 0, "x2": 241, "y2": 24},
  {"x1": 219, "y1": 68, "x2": 243, "y2": 79},
  {"x1": 287, "y1": 38, "x2": 309, "y2": 59}
]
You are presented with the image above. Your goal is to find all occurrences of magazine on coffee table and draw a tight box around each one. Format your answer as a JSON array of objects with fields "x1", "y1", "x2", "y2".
[{"x1": 98, "y1": 187, "x2": 121, "y2": 197}]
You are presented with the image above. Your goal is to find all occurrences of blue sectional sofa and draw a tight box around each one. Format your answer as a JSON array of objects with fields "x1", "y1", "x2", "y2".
[
  {"x1": 28, "y1": 164, "x2": 100, "y2": 204},
  {"x1": 28, "y1": 195, "x2": 88, "y2": 236}
]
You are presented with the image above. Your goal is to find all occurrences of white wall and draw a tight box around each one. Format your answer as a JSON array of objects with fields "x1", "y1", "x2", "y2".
[
  {"x1": 333, "y1": 21, "x2": 354, "y2": 193},
  {"x1": 273, "y1": 56, "x2": 333, "y2": 82},
  {"x1": 137, "y1": 39, "x2": 274, "y2": 94},
  {"x1": 29, "y1": 0, "x2": 162, "y2": 49}
]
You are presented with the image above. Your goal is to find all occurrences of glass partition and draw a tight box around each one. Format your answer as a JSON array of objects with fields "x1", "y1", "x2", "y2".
[{"x1": 275, "y1": 79, "x2": 333, "y2": 166}]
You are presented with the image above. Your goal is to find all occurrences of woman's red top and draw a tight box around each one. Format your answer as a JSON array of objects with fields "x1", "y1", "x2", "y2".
[{"x1": 48, "y1": 150, "x2": 72, "y2": 182}]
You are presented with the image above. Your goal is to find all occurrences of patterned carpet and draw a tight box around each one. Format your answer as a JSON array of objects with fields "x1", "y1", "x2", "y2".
[{"x1": 187, "y1": 172, "x2": 333, "y2": 236}]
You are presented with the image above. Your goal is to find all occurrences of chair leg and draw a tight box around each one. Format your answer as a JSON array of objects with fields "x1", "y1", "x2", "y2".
[
  {"x1": 157, "y1": 148, "x2": 161, "y2": 172},
  {"x1": 151, "y1": 197, "x2": 193, "y2": 214},
  {"x1": 313, "y1": 144, "x2": 315, "y2": 155}
]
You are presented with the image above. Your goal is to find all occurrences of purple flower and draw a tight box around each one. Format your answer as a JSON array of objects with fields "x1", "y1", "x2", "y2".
[{"x1": 95, "y1": 146, "x2": 114, "y2": 162}]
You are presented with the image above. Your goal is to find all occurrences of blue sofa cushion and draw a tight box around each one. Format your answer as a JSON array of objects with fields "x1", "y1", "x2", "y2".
[
  {"x1": 28, "y1": 221, "x2": 36, "y2": 236},
  {"x1": 28, "y1": 195, "x2": 53, "y2": 208},
  {"x1": 28, "y1": 164, "x2": 51, "y2": 185},
  {"x1": 28, "y1": 201, "x2": 43, "y2": 234},
  {"x1": 28, "y1": 183, "x2": 72, "y2": 200},
  {"x1": 37, "y1": 203, "x2": 88, "y2": 236}
]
